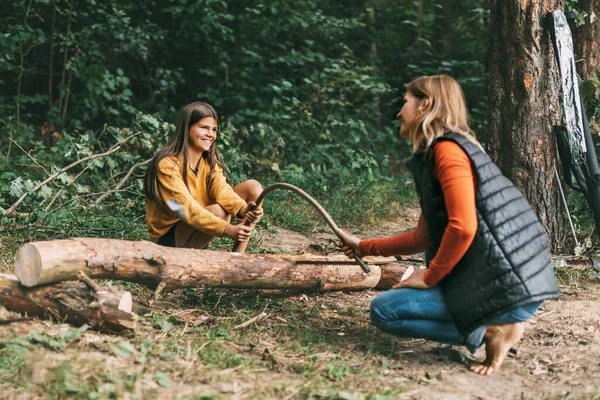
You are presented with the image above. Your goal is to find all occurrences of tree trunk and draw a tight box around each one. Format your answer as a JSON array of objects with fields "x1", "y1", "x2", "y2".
[
  {"x1": 434, "y1": 0, "x2": 453, "y2": 58},
  {"x1": 0, "y1": 273, "x2": 136, "y2": 334},
  {"x1": 487, "y1": 0, "x2": 567, "y2": 252},
  {"x1": 574, "y1": 0, "x2": 600, "y2": 79},
  {"x1": 367, "y1": 0, "x2": 382, "y2": 129},
  {"x1": 15, "y1": 238, "x2": 385, "y2": 292},
  {"x1": 414, "y1": 0, "x2": 424, "y2": 63}
]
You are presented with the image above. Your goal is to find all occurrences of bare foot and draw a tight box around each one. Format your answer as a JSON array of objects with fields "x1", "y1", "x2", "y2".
[{"x1": 469, "y1": 322, "x2": 525, "y2": 376}]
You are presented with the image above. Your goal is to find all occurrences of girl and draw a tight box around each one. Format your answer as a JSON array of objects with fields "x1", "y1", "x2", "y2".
[
  {"x1": 144, "y1": 102, "x2": 263, "y2": 252},
  {"x1": 339, "y1": 75, "x2": 559, "y2": 375}
]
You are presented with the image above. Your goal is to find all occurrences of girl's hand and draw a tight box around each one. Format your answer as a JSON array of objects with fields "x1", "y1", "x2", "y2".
[
  {"x1": 239, "y1": 201, "x2": 263, "y2": 224},
  {"x1": 225, "y1": 223, "x2": 253, "y2": 242},
  {"x1": 338, "y1": 229, "x2": 364, "y2": 259},
  {"x1": 392, "y1": 268, "x2": 430, "y2": 289}
]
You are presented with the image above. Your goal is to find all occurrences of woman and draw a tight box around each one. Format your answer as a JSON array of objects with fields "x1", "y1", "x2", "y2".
[
  {"x1": 144, "y1": 102, "x2": 263, "y2": 252},
  {"x1": 340, "y1": 75, "x2": 559, "y2": 375}
]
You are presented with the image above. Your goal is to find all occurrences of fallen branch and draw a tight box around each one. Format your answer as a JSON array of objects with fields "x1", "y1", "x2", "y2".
[
  {"x1": 95, "y1": 158, "x2": 151, "y2": 204},
  {"x1": 234, "y1": 312, "x2": 269, "y2": 329},
  {"x1": 3, "y1": 133, "x2": 140, "y2": 218},
  {"x1": 0, "y1": 273, "x2": 136, "y2": 334}
]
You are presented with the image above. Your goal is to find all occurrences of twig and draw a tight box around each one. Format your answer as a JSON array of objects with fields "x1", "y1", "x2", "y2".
[
  {"x1": 61, "y1": 47, "x2": 80, "y2": 121},
  {"x1": 398, "y1": 389, "x2": 421, "y2": 399},
  {"x1": 42, "y1": 188, "x2": 63, "y2": 211},
  {"x1": 536, "y1": 310, "x2": 556, "y2": 319},
  {"x1": 146, "y1": 282, "x2": 166, "y2": 307},
  {"x1": 3, "y1": 132, "x2": 140, "y2": 218},
  {"x1": 48, "y1": 1, "x2": 56, "y2": 111},
  {"x1": 283, "y1": 382, "x2": 310, "y2": 400},
  {"x1": 0, "y1": 318, "x2": 33, "y2": 325},
  {"x1": 15, "y1": 0, "x2": 34, "y2": 131},
  {"x1": 95, "y1": 158, "x2": 151, "y2": 204},
  {"x1": 8, "y1": 138, "x2": 51, "y2": 176},
  {"x1": 547, "y1": 357, "x2": 572, "y2": 366},
  {"x1": 44, "y1": 163, "x2": 90, "y2": 211},
  {"x1": 57, "y1": 0, "x2": 74, "y2": 113},
  {"x1": 6, "y1": 125, "x2": 14, "y2": 162},
  {"x1": 233, "y1": 312, "x2": 268, "y2": 330},
  {"x1": 1, "y1": 224, "x2": 119, "y2": 233},
  {"x1": 77, "y1": 271, "x2": 102, "y2": 293}
]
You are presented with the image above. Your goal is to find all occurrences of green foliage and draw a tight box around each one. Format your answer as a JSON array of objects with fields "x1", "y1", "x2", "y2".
[
  {"x1": 0, "y1": 0, "x2": 488, "y2": 251},
  {"x1": 29, "y1": 325, "x2": 88, "y2": 351},
  {"x1": 0, "y1": 341, "x2": 29, "y2": 377}
]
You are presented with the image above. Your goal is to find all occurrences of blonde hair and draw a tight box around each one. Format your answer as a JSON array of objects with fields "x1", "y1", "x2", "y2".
[{"x1": 405, "y1": 75, "x2": 482, "y2": 153}]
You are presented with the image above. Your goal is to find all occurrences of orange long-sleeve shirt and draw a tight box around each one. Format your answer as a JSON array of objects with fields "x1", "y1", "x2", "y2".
[{"x1": 360, "y1": 140, "x2": 478, "y2": 287}]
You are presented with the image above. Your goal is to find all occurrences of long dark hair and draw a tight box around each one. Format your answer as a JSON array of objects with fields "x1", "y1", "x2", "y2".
[{"x1": 144, "y1": 102, "x2": 233, "y2": 205}]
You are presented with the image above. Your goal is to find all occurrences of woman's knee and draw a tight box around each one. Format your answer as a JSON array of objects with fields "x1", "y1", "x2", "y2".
[{"x1": 370, "y1": 294, "x2": 392, "y2": 329}]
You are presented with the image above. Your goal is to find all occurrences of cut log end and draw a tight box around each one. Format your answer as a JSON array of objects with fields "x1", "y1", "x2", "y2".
[
  {"x1": 15, "y1": 243, "x2": 42, "y2": 287},
  {"x1": 118, "y1": 292, "x2": 133, "y2": 313}
]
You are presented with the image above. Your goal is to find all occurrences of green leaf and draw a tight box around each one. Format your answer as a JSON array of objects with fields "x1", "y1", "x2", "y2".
[
  {"x1": 154, "y1": 372, "x2": 172, "y2": 388},
  {"x1": 1, "y1": 172, "x2": 16, "y2": 180},
  {"x1": 112, "y1": 341, "x2": 136, "y2": 358},
  {"x1": 160, "y1": 319, "x2": 174, "y2": 332},
  {"x1": 38, "y1": 185, "x2": 53, "y2": 199},
  {"x1": 60, "y1": 324, "x2": 88, "y2": 342},
  {"x1": 580, "y1": 80, "x2": 597, "y2": 98},
  {"x1": 159, "y1": 352, "x2": 177, "y2": 361}
]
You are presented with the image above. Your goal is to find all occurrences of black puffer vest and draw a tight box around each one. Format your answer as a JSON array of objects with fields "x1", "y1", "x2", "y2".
[{"x1": 406, "y1": 133, "x2": 560, "y2": 337}]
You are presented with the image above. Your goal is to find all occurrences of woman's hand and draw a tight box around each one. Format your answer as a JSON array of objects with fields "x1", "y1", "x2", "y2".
[
  {"x1": 224, "y1": 223, "x2": 253, "y2": 242},
  {"x1": 338, "y1": 229, "x2": 365, "y2": 259},
  {"x1": 392, "y1": 268, "x2": 430, "y2": 289},
  {"x1": 238, "y1": 201, "x2": 263, "y2": 224}
]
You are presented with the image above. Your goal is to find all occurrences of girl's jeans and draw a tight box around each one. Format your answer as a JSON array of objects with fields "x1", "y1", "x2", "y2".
[{"x1": 370, "y1": 285, "x2": 541, "y2": 353}]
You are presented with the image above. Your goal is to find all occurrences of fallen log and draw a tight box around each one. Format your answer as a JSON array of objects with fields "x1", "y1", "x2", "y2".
[
  {"x1": 0, "y1": 273, "x2": 136, "y2": 334},
  {"x1": 376, "y1": 264, "x2": 409, "y2": 290},
  {"x1": 15, "y1": 238, "x2": 383, "y2": 292}
]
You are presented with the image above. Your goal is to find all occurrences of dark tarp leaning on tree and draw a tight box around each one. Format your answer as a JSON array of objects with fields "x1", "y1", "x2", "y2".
[{"x1": 546, "y1": 10, "x2": 600, "y2": 241}]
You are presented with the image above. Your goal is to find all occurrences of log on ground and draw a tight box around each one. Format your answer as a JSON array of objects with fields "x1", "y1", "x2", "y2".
[
  {"x1": 15, "y1": 238, "x2": 382, "y2": 292},
  {"x1": 0, "y1": 273, "x2": 136, "y2": 334}
]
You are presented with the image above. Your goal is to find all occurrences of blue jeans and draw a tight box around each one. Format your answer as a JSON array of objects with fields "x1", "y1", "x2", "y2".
[{"x1": 370, "y1": 286, "x2": 541, "y2": 353}]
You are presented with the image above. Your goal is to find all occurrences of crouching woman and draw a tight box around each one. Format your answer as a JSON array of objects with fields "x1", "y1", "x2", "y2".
[{"x1": 340, "y1": 75, "x2": 559, "y2": 375}]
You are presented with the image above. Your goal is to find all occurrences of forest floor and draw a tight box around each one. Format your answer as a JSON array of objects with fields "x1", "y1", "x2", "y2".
[{"x1": 1, "y1": 207, "x2": 600, "y2": 399}]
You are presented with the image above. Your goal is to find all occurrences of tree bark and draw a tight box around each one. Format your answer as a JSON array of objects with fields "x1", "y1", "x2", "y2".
[
  {"x1": 0, "y1": 273, "x2": 136, "y2": 334},
  {"x1": 574, "y1": 0, "x2": 600, "y2": 79},
  {"x1": 414, "y1": 0, "x2": 424, "y2": 63},
  {"x1": 434, "y1": 0, "x2": 453, "y2": 58},
  {"x1": 366, "y1": 0, "x2": 382, "y2": 129},
  {"x1": 487, "y1": 0, "x2": 567, "y2": 252},
  {"x1": 15, "y1": 238, "x2": 385, "y2": 292}
]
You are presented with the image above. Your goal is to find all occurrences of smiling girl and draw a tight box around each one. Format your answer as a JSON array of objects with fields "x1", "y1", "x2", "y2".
[{"x1": 144, "y1": 102, "x2": 263, "y2": 252}]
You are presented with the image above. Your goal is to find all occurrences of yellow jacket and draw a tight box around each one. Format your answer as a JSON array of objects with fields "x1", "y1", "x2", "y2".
[{"x1": 146, "y1": 155, "x2": 246, "y2": 241}]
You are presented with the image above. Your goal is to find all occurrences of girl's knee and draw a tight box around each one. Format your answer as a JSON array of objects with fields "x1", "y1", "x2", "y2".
[
  {"x1": 206, "y1": 204, "x2": 229, "y2": 221},
  {"x1": 245, "y1": 179, "x2": 263, "y2": 199}
]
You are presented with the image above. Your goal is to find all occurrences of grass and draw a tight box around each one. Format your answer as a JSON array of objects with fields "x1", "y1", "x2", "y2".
[
  {"x1": 262, "y1": 177, "x2": 414, "y2": 234},
  {"x1": 0, "y1": 289, "x2": 423, "y2": 399},
  {"x1": 553, "y1": 262, "x2": 600, "y2": 291}
]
